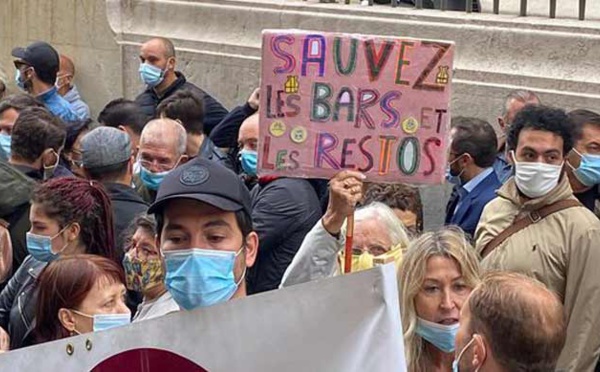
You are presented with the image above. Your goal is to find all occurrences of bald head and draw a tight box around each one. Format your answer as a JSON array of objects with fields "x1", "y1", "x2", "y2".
[
  {"x1": 142, "y1": 38, "x2": 176, "y2": 59},
  {"x1": 500, "y1": 90, "x2": 540, "y2": 131},
  {"x1": 139, "y1": 119, "x2": 188, "y2": 173},
  {"x1": 59, "y1": 55, "x2": 75, "y2": 76},
  {"x1": 238, "y1": 113, "x2": 259, "y2": 152},
  {"x1": 466, "y1": 272, "x2": 565, "y2": 371},
  {"x1": 141, "y1": 118, "x2": 186, "y2": 154}
]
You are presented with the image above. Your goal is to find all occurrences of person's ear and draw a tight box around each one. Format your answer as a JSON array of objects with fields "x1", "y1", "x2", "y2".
[
  {"x1": 244, "y1": 232, "x2": 259, "y2": 268},
  {"x1": 471, "y1": 334, "x2": 487, "y2": 370},
  {"x1": 178, "y1": 154, "x2": 189, "y2": 166},
  {"x1": 167, "y1": 57, "x2": 176, "y2": 71},
  {"x1": 127, "y1": 155, "x2": 134, "y2": 175},
  {"x1": 40, "y1": 148, "x2": 56, "y2": 168},
  {"x1": 58, "y1": 308, "x2": 77, "y2": 334},
  {"x1": 507, "y1": 149, "x2": 515, "y2": 165},
  {"x1": 65, "y1": 222, "x2": 81, "y2": 245},
  {"x1": 497, "y1": 116, "x2": 506, "y2": 131}
]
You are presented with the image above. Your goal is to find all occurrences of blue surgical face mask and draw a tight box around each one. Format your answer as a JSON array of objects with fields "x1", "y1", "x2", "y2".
[
  {"x1": 26, "y1": 227, "x2": 69, "y2": 262},
  {"x1": 452, "y1": 336, "x2": 476, "y2": 372},
  {"x1": 139, "y1": 63, "x2": 165, "y2": 87},
  {"x1": 71, "y1": 310, "x2": 131, "y2": 332},
  {"x1": 416, "y1": 317, "x2": 459, "y2": 353},
  {"x1": 239, "y1": 149, "x2": 258, "y2": 177},
  {"x1": 570, "y1": 149, "x2": 600, "y2": 187},
  {"x1": 140, "y1": 165, "x2": 170, "y2": 191},
  {"x1": 163, "y1": 247, "x2": 246, "y2": 311},
  {"x1": 0, "y1": 133, "x2": 11, "y2": 160},
  {"x1": 15, "y1": 69, "x2": 25, "y2": 90},
  {"x1": 445, "y1": 155, "x2": 465, "y2": 186}
]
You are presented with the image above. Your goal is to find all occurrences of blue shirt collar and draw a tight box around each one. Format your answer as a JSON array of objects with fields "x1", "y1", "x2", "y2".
[
  {"x1": 36, "y1": 86, "x2": 58, "y2": 101},
  {"x1": 462, "y1": 167, "x2": 493, "y2": 193}
]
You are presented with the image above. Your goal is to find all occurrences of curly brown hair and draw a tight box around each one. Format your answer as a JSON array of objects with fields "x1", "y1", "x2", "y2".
[{"x1": 362, "y1": 183, "x2": 423, "y2": 233}]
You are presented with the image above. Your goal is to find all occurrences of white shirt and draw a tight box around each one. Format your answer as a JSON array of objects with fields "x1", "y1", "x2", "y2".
[{"x1": 133, "y1": 291, "x2": 180, "y2": 322}]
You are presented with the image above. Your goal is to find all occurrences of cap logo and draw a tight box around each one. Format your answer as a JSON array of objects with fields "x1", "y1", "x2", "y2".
[{"x1": 180, "y1": 165, "x2": 210, "y2": 186}]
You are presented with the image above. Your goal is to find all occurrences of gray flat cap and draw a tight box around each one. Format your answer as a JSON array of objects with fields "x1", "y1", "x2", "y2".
[{"x1": 81, "y1": 126, "x2": 131, "y2": 170}]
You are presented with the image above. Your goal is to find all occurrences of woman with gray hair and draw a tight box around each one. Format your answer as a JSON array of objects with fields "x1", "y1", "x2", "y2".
[{"x1": 280, "y1": 171, "x2": 411, "y2": 287}]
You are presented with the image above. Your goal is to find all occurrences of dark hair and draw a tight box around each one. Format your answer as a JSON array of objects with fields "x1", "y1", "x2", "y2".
[
  {"x1": 86, "y1": 161, "x2": 130, "y2": 183},
  {"x1": 156, "y1": 90, "x2": 205, "y2": 135},
  {"x1": 123, "y1": 214, "x2": 157, "y2": 252},
  {"x1": 155, "y1": 207, "x2": 252, "y2": 241},
  {"x1": 507, "y1": 105, "x2": 573, "y2": 155},
  {"x1": 451, "y1": 117, "x2": 498, "y2": 168},
  {"x1": 98, "y1": 99, "x2": 149, "y2": 135},
  {"x1": 361, "y1": 183, "x2": 423, "y2": 233},
  {"x1": 33, "y1": 64, "x2": 58, "y2": 87},
  {"x1": 32, "y1": 178, "x2": 118, "y2": 264},
  {"x1": 0, "y1": 93, "x2": 44, "y2": 115},
  {"x1": 567, "y1": 109, "x2": 600, "y2": 142},
  {"x1": 11, "y1": 107, "x2": 66, "y2": 162},
  {"x1": 467, "y1": 272, "x2": 566, "y2": 372},
  {"x1": 64, "y1": 119, "x2": 98, "y2": 153},
  {"x1": 35, "y1": 254, "x2": 125, "y2": 343}
]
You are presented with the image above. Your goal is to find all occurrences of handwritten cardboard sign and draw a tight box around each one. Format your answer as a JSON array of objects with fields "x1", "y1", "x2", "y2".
[{"x1": 259, "y1": 29, "x2": 454, "y2": 184}]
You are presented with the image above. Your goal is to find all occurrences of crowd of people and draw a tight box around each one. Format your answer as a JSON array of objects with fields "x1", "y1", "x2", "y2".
[{"x1": 0, "y1": 36, "x2": 598, "y2": 372}]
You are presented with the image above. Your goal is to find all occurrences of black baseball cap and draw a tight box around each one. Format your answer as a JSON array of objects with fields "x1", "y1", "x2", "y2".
[
  {"x1": 12, "y1": 41, "x2": 59, "y2": 76},
  {"x1": 148, "y1": 157, "x2": 252, "y2": 218}
]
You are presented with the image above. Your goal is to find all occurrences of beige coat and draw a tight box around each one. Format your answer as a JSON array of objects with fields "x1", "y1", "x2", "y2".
[{"x1": 475, "y1": 176, "x2": 600, "y2": 372}]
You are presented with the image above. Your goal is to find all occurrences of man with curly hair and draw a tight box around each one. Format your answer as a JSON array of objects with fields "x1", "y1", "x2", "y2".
[{"x1": 475, "y1": 105, "x2": 600, "y2": 371}]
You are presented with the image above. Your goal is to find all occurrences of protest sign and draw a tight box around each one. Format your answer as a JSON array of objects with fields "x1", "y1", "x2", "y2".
[
  {"x1": 0, "y1": 265, "x2": 406, "y2": 372},
  {"x1": 259, "y1": 30, "x2": 454, "y2": 184}
]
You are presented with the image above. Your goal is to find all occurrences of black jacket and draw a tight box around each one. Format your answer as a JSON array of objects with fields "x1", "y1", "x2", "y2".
[
  {"x1": 198, "y1": 137, "x2": 238, "y2": 174},
  {"x1": 0, "y1": 162, "x2": 36, "y2": 277},
  {"x1": 135, "y1": 72, "x2": 229, "y2": 135},
  {"x1": 209, "y1": 103, "x2": 257, "y2": 149},
  {"x1": 247, "y1": 178, "x2": 322, "y2": 294},
  {"x1": 104, "y1": 183, "x2": 149, "y2": 253},
  {"x1": 0, "y1": 256, "x2": 46, "y2": 350}
]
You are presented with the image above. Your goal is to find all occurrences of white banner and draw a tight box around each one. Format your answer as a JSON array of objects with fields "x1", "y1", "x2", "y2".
[{"x1": 0, "y1": 264, "x2": 406, "y2": 371}]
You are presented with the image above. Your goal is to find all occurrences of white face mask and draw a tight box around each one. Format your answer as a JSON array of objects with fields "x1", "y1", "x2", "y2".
[{"x1": 512, "y1": 151, "x2": 563, "y2": 198}]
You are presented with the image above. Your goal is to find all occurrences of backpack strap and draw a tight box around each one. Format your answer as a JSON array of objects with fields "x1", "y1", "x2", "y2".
[{"x1": 481, "y1": 199, "x2": 582, "y2": 259}]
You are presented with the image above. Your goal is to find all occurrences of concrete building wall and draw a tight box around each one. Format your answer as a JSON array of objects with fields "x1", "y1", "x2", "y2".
[{"x1": 0, "y1": 0, "x2": 122, "y2": 119}]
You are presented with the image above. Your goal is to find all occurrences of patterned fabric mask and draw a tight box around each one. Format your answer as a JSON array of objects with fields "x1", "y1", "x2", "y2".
[{"x1": 122, "y1": 252, "x2": 165, "y2": 293}]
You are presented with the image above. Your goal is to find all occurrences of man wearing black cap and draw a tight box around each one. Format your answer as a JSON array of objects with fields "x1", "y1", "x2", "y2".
[
  {"x1": 148, "y1": 158, "x2": 258, "y2": 311},
  {"x1": 12, "y1": 41, "x2": 78, "y2": 123}
]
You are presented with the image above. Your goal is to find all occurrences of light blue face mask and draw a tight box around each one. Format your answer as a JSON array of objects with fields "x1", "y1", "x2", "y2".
[
  {"x1": 0, "y1": 133, "x2": 11, "y2": 160},
  {"x1": 571, "y1": 149, "x2": 600, "y2": 187},
  {"x1": 71, "y1": 310, "x2": 131, "y2": 332},
  {"x1": 445, "y1": 155, "x2": 465, "y2": 186},
  {"x1": 163, "y1": 247, "x2": 246, "y2": 311},
  {"x1": 26, "y1": 228, "x2": 68, "y2": 262},
  {"x1": 416, "y1": 317, "x2": 459, "y2": 353},
  {"x1": 452, "y1": 337, "x2": 476, "y2": 372},
  {"x1": 239, "y1": 149, "x2": 258, "y2": 177},
  {"x1": 140, "y1": 165, "x2": 170, "y2": 191},
  {"x1": 139, "y1": 63, "x2": 165, "y2": 87},
  {"x1": 14, "y1": 69, "x2": 25, "y2": 90}
]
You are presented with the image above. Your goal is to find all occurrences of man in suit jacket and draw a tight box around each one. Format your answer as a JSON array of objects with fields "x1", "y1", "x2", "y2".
[{"x1": 445, "y1": 117, "x2": 502, "y2": 238}]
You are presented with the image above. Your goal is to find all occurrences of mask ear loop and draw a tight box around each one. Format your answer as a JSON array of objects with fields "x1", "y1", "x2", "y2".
[{"x1": 234, "y1": 244, "x2": 247, "y2": 287}]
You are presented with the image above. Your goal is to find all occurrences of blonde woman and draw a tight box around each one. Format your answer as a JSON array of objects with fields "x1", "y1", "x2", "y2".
[{"x1": 399, "y1": 226, "x2": 480, "y2": 372}]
